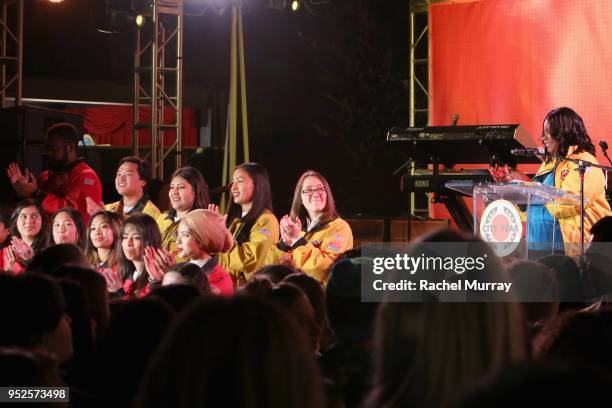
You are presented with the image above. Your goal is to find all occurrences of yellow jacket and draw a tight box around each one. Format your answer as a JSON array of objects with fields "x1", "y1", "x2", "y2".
[
  {"x1": 219, "y1": 210, "x2": 280, "y2": 286},
  {"x1": 156, "y1": 212, "x2": 181, "y2": 257},
  {"x1": 267, "y1": 217, "x2": 353, "y2": 284},
  {"x1": 105, "y1": 196, "x2": 161, "y2": 220},
  {"x1": 539, "y1": 146, "x2": 612, "y2": 248}
]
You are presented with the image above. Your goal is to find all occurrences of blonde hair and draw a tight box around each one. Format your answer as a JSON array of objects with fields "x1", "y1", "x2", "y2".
[
  {"x1": 180, "y1": 209, "x2": 233, "y2": 254},
  {"x1": 370, "y1": 302, "x2": 526, "y2": 408}
]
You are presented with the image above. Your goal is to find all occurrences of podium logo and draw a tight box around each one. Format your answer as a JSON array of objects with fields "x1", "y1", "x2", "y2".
[{"x1": 479, "y1": 199, "x2": 522, "y2": 257}]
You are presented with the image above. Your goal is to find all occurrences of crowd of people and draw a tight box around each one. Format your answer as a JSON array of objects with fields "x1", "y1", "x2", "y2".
[{"x1": 1, "y1": 112, "x2": 612, "y2": 407}]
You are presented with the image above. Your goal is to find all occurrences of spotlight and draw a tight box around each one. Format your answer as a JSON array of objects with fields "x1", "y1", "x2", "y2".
[
  {"x1": 135, "y1": 14, "x2": 145, "y2": 28},
  {"x1": 291, "y1": 0, "x2": 300, "y2": 11},
  {"x1": 48, "y1": 0, "x2": 64, "y2": 3}
]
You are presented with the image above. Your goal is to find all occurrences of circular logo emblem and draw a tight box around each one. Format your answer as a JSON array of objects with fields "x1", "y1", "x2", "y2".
[{"x1": 479, "y1": 199, "x2": 522, "y2": 257}]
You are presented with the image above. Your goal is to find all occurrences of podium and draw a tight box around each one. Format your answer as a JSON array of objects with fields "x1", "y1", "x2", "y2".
[{"x1": 446, "y1": 181, "x2": 583, "y2": 258}]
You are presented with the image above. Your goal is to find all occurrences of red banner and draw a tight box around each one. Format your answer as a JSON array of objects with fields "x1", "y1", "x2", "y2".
[{"x1": 67, "y1": 106, "x2": 197, "y2": 147}]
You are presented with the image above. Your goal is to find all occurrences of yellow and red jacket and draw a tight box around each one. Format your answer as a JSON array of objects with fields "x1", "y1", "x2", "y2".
[
  {"x1": 267, "y1": 217, "x2": 353, "y2": 284},
  {"x1": 155, "y1": 212, "x2": 185, "y2": 261},
  {"x1": 219, "y1": 210, "x2": 279, "y2": 286},
  {"x1": 538, "y1": 145, "x2": 612, "y2": 249},
  {"x1": 105, "y1": 195, "x2": 161, "y2": 220}
]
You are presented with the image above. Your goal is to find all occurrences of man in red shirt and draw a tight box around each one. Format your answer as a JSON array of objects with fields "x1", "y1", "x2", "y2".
[{"x1": 6, "y1": 122, "x2": 102, "y2": 225}]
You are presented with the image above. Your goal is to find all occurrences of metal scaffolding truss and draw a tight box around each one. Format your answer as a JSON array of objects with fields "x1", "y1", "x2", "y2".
[
  {"x1": 0, "y1": 0, "x2": 22, "y2": 108},
  {"x1": 134, "y1": 0, "x2": 184, "y2": 180},
  {"x1": 409, "y1": 0, "x2": 430, "y2": 127}
]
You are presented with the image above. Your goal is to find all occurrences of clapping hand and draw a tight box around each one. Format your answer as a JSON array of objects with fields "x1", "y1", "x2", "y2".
[
  {"x1": 489, "y1": 164, "x2": 531, "y2": 183},
  {"x1": 207, "y1": 204, "x2": 228, "y2": 223},
  {"x1": 3, "y1": 246, "x2": 17, "y2": 271},
  {"x1": 99, "y1": 267, "x2": 123, "y2": 293},
  {"x1": 86, "y1": 197, "x2": 106, "y2": 215},
  {"x1": 6, "y1": 163, "x2": 38, "y2": 197},
  {"x1": 280, "y1": 215, "x2": 302, "y2": 245},
  {"x1": 143, "y1": 246, "x2": 175, "y2": 281},
  {"x1": 10, "y1": 236, "x2": 34, "y2": 262}
]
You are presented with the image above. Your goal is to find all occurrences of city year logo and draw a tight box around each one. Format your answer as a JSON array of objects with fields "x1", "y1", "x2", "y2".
[{"x1": 479, "y1": 199, "x2": 522, "y2": 257}]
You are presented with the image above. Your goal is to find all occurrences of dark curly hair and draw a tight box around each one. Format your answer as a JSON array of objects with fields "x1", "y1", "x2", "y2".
[{"x1": 543, "y1": 107, "x2": 595, "y2": 157}]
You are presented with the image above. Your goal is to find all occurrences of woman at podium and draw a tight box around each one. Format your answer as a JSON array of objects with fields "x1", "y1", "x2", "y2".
[{"x1": 490, "y1": 107, "x2": 612, "y2": 255}]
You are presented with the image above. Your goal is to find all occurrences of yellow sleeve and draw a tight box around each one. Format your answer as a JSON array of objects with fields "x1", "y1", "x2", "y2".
[
  {"x1": 104, "y1": 202, "x2": 118, "y2": 212},
  {"x1": 222, "y1": 213, "x2": 280, "y2": 280},
  {"x1": 156, "y1": 213, "x2": 178, "y2": 253},
  {"x1": 291, "y1": 219, "x2": 353, "y2": 284},
  {"x1": 265, "y1": 242, "x2": 285, "y2": 266},
  {"x1": 546, "y1": 160, "x2": 607, "y2": 219},
  {"x1": 143, "y1": 201, "x2": 162, "y2": 220}
]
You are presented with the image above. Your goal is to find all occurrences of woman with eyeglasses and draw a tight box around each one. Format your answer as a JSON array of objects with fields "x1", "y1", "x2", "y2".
[
  {"x1": 217, "y1": 163, "x2": 279, "y2": 286},
  {"x1": 490, "y1": 107, "x2": 611, "y2": 254},
  {"x1": 267, "y1": 170, "x2": 353, "y2": 284}
]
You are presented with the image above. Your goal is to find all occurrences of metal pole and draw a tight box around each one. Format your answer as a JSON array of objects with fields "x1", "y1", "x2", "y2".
[
  {"x1": 151, "y1": 2, "x2": 159, "y2": 180},
  {"x1": 159, "y1": 23, "x2": 166, "y2": 178},
  {"x1": 1, "y1": 1, "x2": 7, "y2": 108},
  {"x1": 133, "y1": 27, "x2": 141, "y2": 157},
  {"x1": 16, "y1": 0, "x2": 22, "y2": 106},
  {"x1": 176, "y1": 11, "x2": 183, "y2": 169}
]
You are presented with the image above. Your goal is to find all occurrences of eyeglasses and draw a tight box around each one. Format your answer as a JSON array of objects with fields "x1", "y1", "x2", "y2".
[{"x1": 301, "y1": 187, "x2": 327, "y2": 196}]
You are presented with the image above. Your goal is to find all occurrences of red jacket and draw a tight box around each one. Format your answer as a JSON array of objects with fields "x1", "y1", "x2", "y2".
[
  {"x1": 198, "y1": 256, "x2": 234, "y2": 297},
  {"x1": 0, "y1": 246, "x2": 25, "y2": 274},
  {"x1": 38, "y1": 160, "x2": 102, "y2": 225},
  {"x1": 207, "y1": 264, "x2": 234, "y2": 297}
]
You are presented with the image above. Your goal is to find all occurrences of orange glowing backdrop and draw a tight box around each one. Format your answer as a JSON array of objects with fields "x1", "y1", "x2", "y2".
[{"x1": 430, "y1": 0, "x2": 612, "y2": 163}]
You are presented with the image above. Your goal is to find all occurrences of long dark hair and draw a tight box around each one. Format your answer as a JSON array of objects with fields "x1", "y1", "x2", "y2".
[
  {"x1": 86, "y1": 210, "x2": 123, "y2": 269},
  {"x1": 50, "y1": 207, "x2": 86, "y2": 250},
  {"x1": 226, "y1": 163, "x2": 273, "y2": 244},
  {"x1": 290, "y1": 170, "x2": 339, "y2": 227},
  {"x1": 166, "y1": 167, "x2": 210, "y2": 220},
  {"x1": 118, "y1": 214, "x2": 163, "y2": 292},
  {"x1": 134, "y1": 296, "x2": 323, "y2": 408},
  {"x1": 10, "y1": 199, "x2": 47, "y2": 253},
  {"x1": 543, "y1": 107, "x2": 596, "y2": 158}
]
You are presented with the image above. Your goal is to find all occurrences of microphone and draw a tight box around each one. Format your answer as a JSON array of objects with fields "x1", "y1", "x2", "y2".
[
  {"x1": 599, "y1": 140, "x2": 612, "y2": 167},
  {"x1": 452, "y1": 113, "x2": 459, "y2": 126},
  {"x1": 210, "y1": 183, "x2": 232, "y2": 195},
  {"x1": 511, "y1": 147, "x2": 544, "y2": 156}
]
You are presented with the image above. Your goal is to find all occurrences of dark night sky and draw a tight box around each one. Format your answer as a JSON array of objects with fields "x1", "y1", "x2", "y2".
[{"x1": 22, "y1": 0, "x2": 412, "y2": 216}]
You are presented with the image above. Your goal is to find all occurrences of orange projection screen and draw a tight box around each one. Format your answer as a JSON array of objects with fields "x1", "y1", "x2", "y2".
[{"x1": 430, "y1": 0, "x2": 612, "y2": 162}]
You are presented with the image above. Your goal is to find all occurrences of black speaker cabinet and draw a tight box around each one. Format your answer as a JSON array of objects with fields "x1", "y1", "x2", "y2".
[
  {"x1": 344, "y1": 217, "x2": 387, "y2": 247},
  {"x1": 389, "y1": 218, "x2": 450, "y2": 242}
]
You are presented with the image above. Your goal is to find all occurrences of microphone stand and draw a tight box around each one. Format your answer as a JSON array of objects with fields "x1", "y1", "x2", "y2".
[
  {"x1": 393, "y1": 158, "x2": 415, "y2": 241},
  {"x1": 601, "y1": 144, "x2": 612, "y2": 167},
  {"x1": 601, "y1": 145, "x2": 612, "y2": 206},
  {"x1": 534, "y1": 151, "x2": 612, "y2": 275}
]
